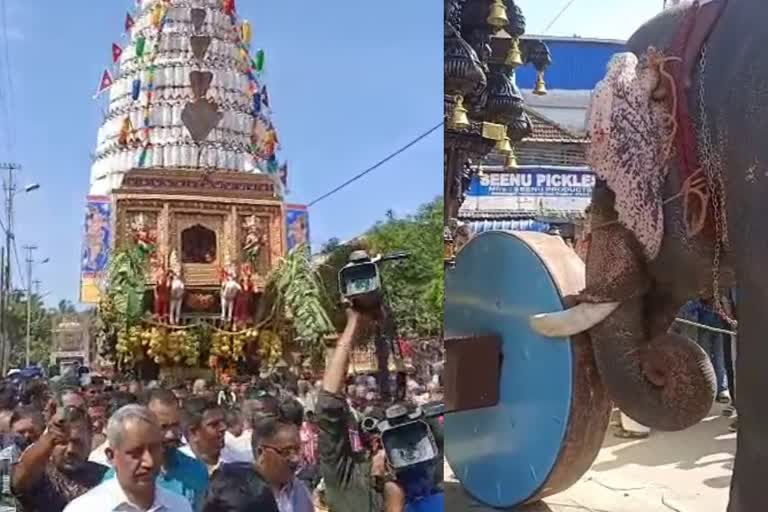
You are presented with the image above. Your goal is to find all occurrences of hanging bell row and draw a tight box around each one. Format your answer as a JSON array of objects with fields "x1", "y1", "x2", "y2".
[
  {"x1": 486, "y1": 0, "x2": 509, "y2": 29},
  {"x1": 450, "y1": 96, "x2": 470, "y2": 129}
]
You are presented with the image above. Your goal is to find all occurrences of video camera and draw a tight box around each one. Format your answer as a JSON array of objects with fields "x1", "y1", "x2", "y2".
[
  {"x1": 362, "y1": 402, "x2": 444, "y2": 499},
  {"x1": 338, "y1": 250, "x2": 409, "y2": 310}
]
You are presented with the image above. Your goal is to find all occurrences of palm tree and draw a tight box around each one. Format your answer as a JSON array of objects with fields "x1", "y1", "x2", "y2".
[{"x1": 58, "y1": 300, "x2": 77, "y2": 315}]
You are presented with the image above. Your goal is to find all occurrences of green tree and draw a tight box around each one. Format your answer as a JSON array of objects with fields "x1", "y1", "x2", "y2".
[
  {"x1": 366, "y1": 197, "x2": 443, "y2": 336},
  {"x1": 5, "y1": 292, "x2": 54, "y2": 368},
  {"x1": 317, "y1": 197, "x2": 444, "y2": 336},
  {"x1": 57, "y1": 299, "x2": 77, "y2": 315}
]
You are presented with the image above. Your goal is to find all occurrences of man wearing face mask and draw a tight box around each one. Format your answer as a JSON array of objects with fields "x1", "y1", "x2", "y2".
[
  {"x1": 63, "y1": 405, "x2": 191, "y2": 512},
  {"x1": 101, "y1": 390, "x2": 208, "y2": 509},
  {"x1": 0, "y1": 406, "x2": 44, "y2": 463},
  {"x1": 0, "y1": 407, "x2": 44, "y2": 505},
  {"x1": 11, "y1": 405, "x2": 108, "y2": 512},
  {"x1": 250, "y1": 415, "x2": 313, "y2": 512}
]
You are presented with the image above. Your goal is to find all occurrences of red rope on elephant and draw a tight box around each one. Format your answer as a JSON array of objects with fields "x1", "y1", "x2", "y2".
[{"x1": 665, "y1": 2, "x2": 700, "y2": 181}]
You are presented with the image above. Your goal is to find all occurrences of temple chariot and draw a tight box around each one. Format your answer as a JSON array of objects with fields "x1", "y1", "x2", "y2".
[{"x1": 80, "y1": 0, "x2": 311, "y2": 377}]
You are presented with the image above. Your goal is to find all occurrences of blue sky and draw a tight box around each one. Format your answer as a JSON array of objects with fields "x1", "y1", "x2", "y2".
[
  {"x1": 0, "y1": 0, "x2": 443, "y2": 306},
  {"x1": 0, "y1": 0, "x2": 664, "y2": 306},
  {"x1": 515, "y1": 0, "x2": 661, "y2": 40}
]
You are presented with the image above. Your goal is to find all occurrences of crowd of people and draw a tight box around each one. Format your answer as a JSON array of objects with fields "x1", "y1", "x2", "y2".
[{"x1": 0, "y1": 308, "x2": 444, "y2": 512}]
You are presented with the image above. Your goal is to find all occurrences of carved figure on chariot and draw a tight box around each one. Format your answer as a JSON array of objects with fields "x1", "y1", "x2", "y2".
[{"x1": 242, "y1": 214, "x2": 267, "y2": 265}]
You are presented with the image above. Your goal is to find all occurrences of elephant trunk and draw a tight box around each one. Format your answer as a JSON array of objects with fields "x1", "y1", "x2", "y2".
[{"x1": 589, "y1": 297, "x2": 716, "y2": 431}]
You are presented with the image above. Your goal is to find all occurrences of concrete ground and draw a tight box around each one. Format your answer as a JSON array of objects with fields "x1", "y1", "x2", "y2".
[{"x1": 445, "y1": 405, "x2": 735, "y2": 512}]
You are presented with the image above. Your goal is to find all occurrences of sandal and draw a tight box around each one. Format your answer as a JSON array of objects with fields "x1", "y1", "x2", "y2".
[{"x1": 614, "y1": 427, "x2": 650, "y2": 439}]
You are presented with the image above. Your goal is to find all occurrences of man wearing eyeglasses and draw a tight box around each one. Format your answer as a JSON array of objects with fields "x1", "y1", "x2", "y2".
[{"x1": 251, "y1": 416, "x2": 313, "y2": 512}]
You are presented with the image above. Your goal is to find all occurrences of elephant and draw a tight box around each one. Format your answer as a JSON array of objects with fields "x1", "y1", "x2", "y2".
[{"x1": 530, "y1": 3, "x2": 766, "y2": 511}]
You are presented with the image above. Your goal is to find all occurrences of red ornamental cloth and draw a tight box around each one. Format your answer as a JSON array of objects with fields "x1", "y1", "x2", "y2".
[
  {"x1": 664, "y1": 0, "x2": 728, "y2": 180},
  {"x1": 233, "y1": 288, "x2": 250, "y2": 324},
  {"x1": 223, "y1": 0, "x2": 235, "y2": 15}
]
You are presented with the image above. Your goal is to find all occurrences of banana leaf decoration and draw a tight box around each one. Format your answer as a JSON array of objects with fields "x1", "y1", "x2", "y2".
[
  {"x1": 105, "y1": 246, "x2": 149, "y2": 327},
  {"x1": 261, "y1": 244, "x2": 335, "y2": 360}
]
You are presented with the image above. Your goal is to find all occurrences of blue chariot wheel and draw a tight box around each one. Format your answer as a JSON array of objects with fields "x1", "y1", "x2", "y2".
[{"x1": 444, "y1": 230, "x2": 612, "y2": 508}]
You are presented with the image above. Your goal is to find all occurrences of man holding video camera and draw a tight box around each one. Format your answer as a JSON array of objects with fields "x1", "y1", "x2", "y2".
[{"x1": 316, "y1": 305, "x2": 407, "y2": 512}]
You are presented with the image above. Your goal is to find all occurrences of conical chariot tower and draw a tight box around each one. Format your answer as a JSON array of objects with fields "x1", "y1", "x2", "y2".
[{"x1": 81, "y1": 0, "x2": 289, "y2": 322}]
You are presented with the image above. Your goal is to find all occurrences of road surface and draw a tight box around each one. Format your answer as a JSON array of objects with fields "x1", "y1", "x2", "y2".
[{"x1": 445, "y1": 405, "x2": 735, "y2": 511}]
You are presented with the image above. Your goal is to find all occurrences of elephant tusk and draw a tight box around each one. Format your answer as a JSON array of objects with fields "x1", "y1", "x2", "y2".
[{"x1": 529, "y1": 302, "x2": 621, "y2": 338}]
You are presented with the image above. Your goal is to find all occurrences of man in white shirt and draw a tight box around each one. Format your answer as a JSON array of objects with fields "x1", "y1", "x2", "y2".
[
  {"x1": 63, "y1": 404, "x2": 191, "y2": 512},
  {"x1": 220, "y1": 389, "x2": 281, "y2": 465}
]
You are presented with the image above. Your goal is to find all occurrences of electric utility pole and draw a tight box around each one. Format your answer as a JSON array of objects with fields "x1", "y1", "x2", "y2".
[
  {"x1": 24, "y1": 244, "x2": 37, "y2": 367},
  {"x1": 0, "y1": 163, "x2": 20, "y2": 376}
]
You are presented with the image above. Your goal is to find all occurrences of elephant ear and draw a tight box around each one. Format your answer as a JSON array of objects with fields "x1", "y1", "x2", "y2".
[{"x1": 586, "y1": 50, "x2": 673, "y2": 261}]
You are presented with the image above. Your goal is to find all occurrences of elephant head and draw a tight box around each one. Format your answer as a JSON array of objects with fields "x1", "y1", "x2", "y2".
[
  {"x1": 531, "y1": 7, "x2": 736, "y2": 431},
  {"x1": 533, "y1": 178, "x2": 729, "y2": 430}
]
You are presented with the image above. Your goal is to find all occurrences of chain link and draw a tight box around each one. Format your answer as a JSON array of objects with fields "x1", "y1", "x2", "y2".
[{"x1": 697, "y1": 44, "x2": 737, "y2": 329}]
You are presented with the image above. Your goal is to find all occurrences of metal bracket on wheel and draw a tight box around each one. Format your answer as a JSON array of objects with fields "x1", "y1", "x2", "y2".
[{"x1": 444, "y1": 334, "x2": 502, "y2": 413}]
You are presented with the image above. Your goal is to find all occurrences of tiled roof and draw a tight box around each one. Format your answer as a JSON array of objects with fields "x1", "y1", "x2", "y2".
[{"x1": 524, "y1": 109, "x2": 589, "y2": 144}]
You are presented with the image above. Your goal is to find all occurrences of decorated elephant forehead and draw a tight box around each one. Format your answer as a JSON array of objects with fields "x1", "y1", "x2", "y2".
[{"x1": 586, "y1": 49, "x2": 674, "y2": 261}]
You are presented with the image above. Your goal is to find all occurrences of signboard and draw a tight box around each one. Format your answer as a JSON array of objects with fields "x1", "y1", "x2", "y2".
[
  {"x1": 80, "y1": 196, "x2": 111, "y2": 303},
  {"x1": 469, "y1": 168, "x2": 595, "y2": 197},
  {"x1": 285, "y1": 204, "x2": 310, "y2": 252},
  {"x1": 462, "y1": 167, "x2": 595, "y2": 216}
]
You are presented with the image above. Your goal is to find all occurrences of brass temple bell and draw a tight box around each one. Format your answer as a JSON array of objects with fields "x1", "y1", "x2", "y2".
[
  {"x1": 486, "y1": 0, "x2": 509, "y2": 29},
  {"x1": 494, "y1": 136, "x2": 513, "y2": 154},
  {"x1": 534, "y1": 71, "x2": 548, "y2": 96},
  {"x1": 450, "y1": 96, "x2": 470, "y2": 129},
  {"x1": 505, "y1": 148, "x2": 518, "y2": 169},
  {"x1": 505, "y1": 38, "x2": 524, "y2": 68}
]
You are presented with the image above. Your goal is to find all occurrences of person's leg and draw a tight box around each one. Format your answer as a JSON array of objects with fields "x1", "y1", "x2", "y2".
[
  {"x1": 724, "y1": 333, "x2": 736, "y2": 405},
  {"x1": 712, "y1": 333, "x2": 730, "y2": 400}
]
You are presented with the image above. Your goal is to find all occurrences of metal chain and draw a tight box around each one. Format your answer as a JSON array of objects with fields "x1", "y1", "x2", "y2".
[{"x1": 697, "y1": 44, "x2": 737, "y2": 329}]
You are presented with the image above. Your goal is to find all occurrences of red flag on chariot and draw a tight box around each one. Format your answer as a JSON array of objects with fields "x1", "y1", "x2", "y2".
[
  {"x1": 93, "y1": 70, "x2": 114, "y2": 99},
  {"x1": 112, "y1": 43, "x2": 123, "y2": 63}
]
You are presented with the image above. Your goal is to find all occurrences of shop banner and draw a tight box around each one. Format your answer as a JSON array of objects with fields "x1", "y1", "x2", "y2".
[
  {"x1": 469, "y1": 167, "x2": 595, "y2": 197},
  {"x1": 80, "y1": 196, "x2": 112, "y2": 303},
  {"x1": 285, "y1": 204, "x2": 310, "y2": 252}
]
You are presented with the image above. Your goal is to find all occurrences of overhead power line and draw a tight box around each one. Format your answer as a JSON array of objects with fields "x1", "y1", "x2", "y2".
[
  {"x1": 543, "y1": 0, "x2": 580, "y2": 33},
  {"x1": 307, "y1": 121, "x2": 443, "y2": 207}
]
